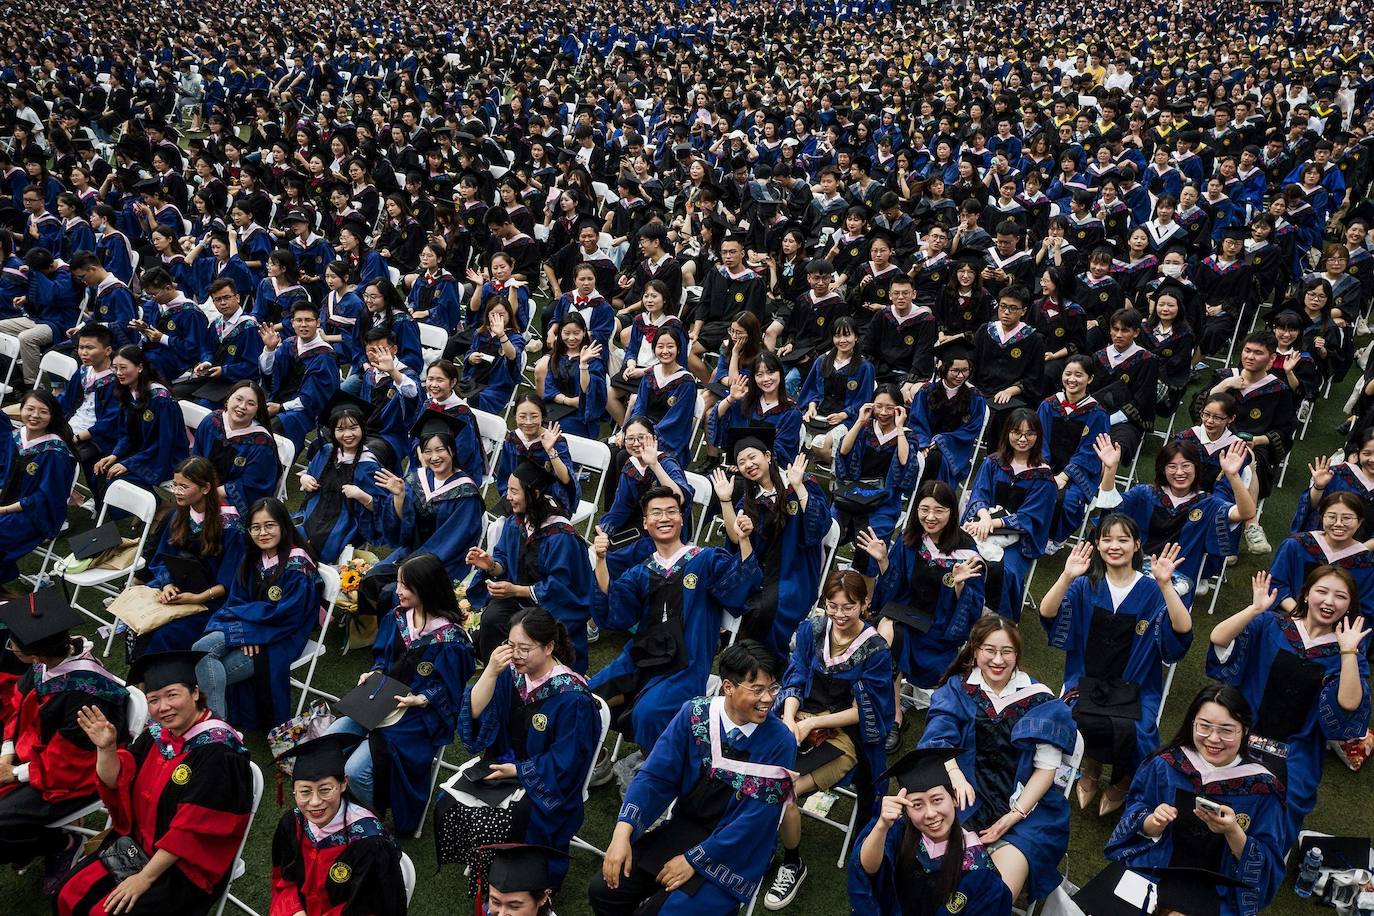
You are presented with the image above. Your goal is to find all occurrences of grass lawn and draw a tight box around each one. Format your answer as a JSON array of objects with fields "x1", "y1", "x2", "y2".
[{"x1": 0, "y1": 362, "x2": 1368, "y2": 916}]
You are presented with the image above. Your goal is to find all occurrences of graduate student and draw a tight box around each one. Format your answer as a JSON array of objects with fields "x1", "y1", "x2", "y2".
[
  {"x1": 847, "y1": 747, "x2": 1013, "y2": 916},
  {"x1": 1038, "y1": 520, "x2": 1193, "y2": 817},
  {"x1": 588, "y1": 486, "x2": 761, "y2": 777},
  {"x1": 906, "y1": 348, "x2": 986, "y2": 488},
  {"x1": 446, "y1": 607, "x2": 600, "y2": 890},
  {"x1": 190, "y1": 380, "x2": 281, "y2": 516},
  {"x1": 1268, "y1": 492, "x2": 1374, "y2": 627},
  {"x1": 258, "y1": 300, "x2": 340, "y2": 454},
  {"x1": 1037, "y1": 355, "x2": 1110, "y2": 546},
  {"x1": 270, "y1": 734, "x2": 408, "y2": 916},
  {"x1": 92, "y1": 345, "x2": 188, "y2": 499},
  {"x1": 588, "y1": 640, "x2": 796, "y2": 916},
  {"x1": 477, "y1": 844, "x2": 569, "y2": 916},
  {"x1": 55, "y1": 651, "x2": 255, "y2": 916},
  {"x1": 1207, "y1": 566, "x2": 1371, "y2": 841},
  {"x1": 834, "y1": 385, "x2": 915, "y2": 579},
  {"x1": 1102, "y1": 684, "x2": 1287, "y2": 916},
  {"x1": 497, "y1": 394, "x2": 578, "y2": 516},
  {"x1": 0, "y1": 389, "x2": 78, "y2": 584}
]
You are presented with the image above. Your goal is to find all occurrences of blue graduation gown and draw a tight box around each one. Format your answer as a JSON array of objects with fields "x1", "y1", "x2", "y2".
[
  {"x1": 57, "y1": 365, "x2": 121, "y2": 453},
  {"x1": 1291, "y1": 462, "x2": 1374, "y2": 536},
  {"x1": 777, "y1": 618, "x2": 894, "y2": 790},
  {"x1": 192, "y1": 413, "x2": 280, "y2": 517},
  {"x1": 358, "y1": 363, "x2": 423, "y2": 472},
  {"x1": 141, "y1": 504, "x2": 247, "y2": 654},
  {"x1": 590, "y1": 547, "x2": 761, "y2": 750},
  {"x1": 457, "y1": 665, "x2": 600, "y2": 885},
  {"x1": 296, "y1": 447, "x2": 384, "y2": 564},
  {"x1": 600, "y1": 456, "x2": 694, "y2": 580},
  {"x1": 96, "y1": 231, "x2": 135, "y2": 285},
  {"x1": 264, "y1": 339, "x2": 340, "y2": 453},
  {"x1": 348, "y1": 314, "x2": 423, "y2": 376},
  {"x1": 202, "y1": 311, "x2": 265, "y2": 388},
  {"x1": 1037, "y1": 395, "x2": 1110, "y2": 542},
  {"x1": 112, "y1": 383, "x2": 190, "y2": 491},
  {"x1": 549, "y1": 292, "x2": 616, "y2": 351},
  {"x1": 213, "y1": 547, "x2": 322, "y2": 731},
  {"x1": 736, "y1": 479, "x2": 830, "y2": 660},
  {"x1": 379, "y1": 468, "x2": 483, "y2": 573},
  {"x1": 407, "y1": 270, "x2": 463, "y2": 334},
  {"x1": 846, "y1": 820, "x2": 1013, "y2": 916},
  {"x1": 369, "y1": 607, "x2": 475, "y2": 834},
  {"x1": 496, "y1": 431, "x2": 578, "y2": 516},
  {"x1": 463, "y1": 330, "x2": 527, "y2": 414},
  {"x1": 325, "y1": 290, "x2": 364, "y2": 368},
  {"x1": 1043, "y1": 574, "x2": 1191, "y2": 775},
  {"x1": 834, "y1": 423, "x2": 916, "y2": 576},
  {"x1": 797, "y1": 356, "x2": 874, "y2": 428},
  {"x1": 289, "y1": 235, "x2": 335, "y2": 305},
  {"x1": 1206, "y1": 612, "x2": 1371, "y2": 839},
  {"x1": 616, "y1": 696, "x2": 794, "y2": 908},
  {"x1": 715, "y1": 400, "x2": 802, "y2": 465},
  {"x1": 873, "y1": 534, "x2": 985, "y2": 688},
  {"x1": 1104, "y1": 485, "x2": 1237, "y2": 607},
  {"x1": 919, "y1": 675, "x2": 1078, "y2": 902},
  {"x1": 629, "y1": 368, "x2": 697, "y2": 466},
  {"x1": 252, "y1": 279, "x2": 310, "y2": 328},
  {"x1": 144, "y1": 300, "x2": 211, "y2": 383},
  {"x1": 1105, "y1": 748, "x2": 1287, "y2": 916},
  {"x1": 1267, "y1": 533, "x2": 1374, "y2": 629},
  {"x1": 197, "y1": 255, "x2": 256, "y2": 312},
  {"x1": 963, "y1": 458, "x2": 1056, "y2": 619},
  {"x1": 0, "y1": 431, "x2": 77, "y2": 581},
  {"x1": 89, "y1": 279, "x2": 139, "y2": 348},
  {"x1": 541, "y1": 354, "x2": 608, "y2": 438},
  {"x1": 908, "y1": 383, "x2": 986, "y2": 487}
]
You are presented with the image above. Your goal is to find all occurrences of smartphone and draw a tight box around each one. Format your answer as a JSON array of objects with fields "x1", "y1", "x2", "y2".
[{"x1": 1194, "y1": 796, "x2": 1225, "y2": 816}]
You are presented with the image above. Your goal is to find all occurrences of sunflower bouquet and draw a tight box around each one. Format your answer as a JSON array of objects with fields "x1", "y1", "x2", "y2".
[{"x1": 335, "y1": 551, "x2": 378, "y2": 650}]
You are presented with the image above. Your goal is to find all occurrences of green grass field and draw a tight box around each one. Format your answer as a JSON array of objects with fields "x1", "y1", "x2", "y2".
[{"x1": 0, "y1": 363, "x2": 1368, "y2": 916}]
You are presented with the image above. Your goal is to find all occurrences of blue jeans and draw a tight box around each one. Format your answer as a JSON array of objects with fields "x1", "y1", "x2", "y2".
[
  {"x1": 784, "y1": 367, "x2": 802, "y2": 398},
  {"x1": 191, "y1": 630, "x2": 254, "y2": 719},
  {"x1": 339, "y1": 372, "x2": 364, "y2": 395},
  {"x1": 325, "y1": 716, "x2": 375, "y2": 808}
]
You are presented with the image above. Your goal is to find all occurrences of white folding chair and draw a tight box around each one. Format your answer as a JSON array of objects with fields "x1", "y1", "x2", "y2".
[
  {"x1": 34, "y1": 350, "x2": 78, "y2": 396},
  {"x1": 49, "y1": 684, "x2": 148, "y2": 838},
  {"x1": 386, "y1": 265, "x2": 401, "y2": 286},
  {"x1": 418, "y1": 322, "x2": 447, "y2": 366},
  {"x1": 818, "y1": 519, "x2": 842, "y2": 585},
  {"x1": 569, "y1": 695, "x2": 614, "y2": 857},
  {"x1": 564, "y1": 433, "x2": 612, "y2": 536},
  {"x1": 684, "y1": 470, "x2": 714, "y2": 543},
  {"x1": 62, "y1": 481, "x2": 159, "y2": 656},
  {"x1": 274, "y1": 434, "x2": 296, "y2": 500},
  {"x1": 488, "y1": 163, "x2": 509, "y2": 180},
  {"x1": 213, "y1": 761, "x2": 265, "y2": 916},
  {"x1": 484, "y1": 515, "x2": 506, "y2": 552},
  {"x1": 180, "y1": 399, "x2": 212, "y2": 440},
  {"x1": 0, "y1": 332, "x2": 21, "y2": 403},
  {"x1": 400, "y1": 852, "x2": 417, "y2": 904},
  {"x1": 471, "y1": 408, "x2": 508, "y2": 493},
  {"x1": 291, "y1": 564, "x2": 343, "y2": 715}
]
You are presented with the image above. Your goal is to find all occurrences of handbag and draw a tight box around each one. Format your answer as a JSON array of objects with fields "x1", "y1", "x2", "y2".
[
  {"x1": 99, "y1": 835, "x2": 150, "y2": 883},
  {"x1": 267, "y1": 701, "x2": 337, "y2": 778}
]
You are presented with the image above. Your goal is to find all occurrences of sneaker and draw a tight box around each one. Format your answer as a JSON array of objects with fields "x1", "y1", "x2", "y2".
[
  {"x1": 589, "y1": 746, "x2": 616, "y2": 787},
  {"x1": 1192, "y1": 361, "x2": 1210, "y2": 373},
  {"x1": 1194, "y1": 578, "x2": 1211, "y2": 597},
  {"x1": 42, "y1": 833, "x2": 82, "y2": 895},
  {"x1": 1244, "y1": 523, "x2": 1272, "y2": 555},
  {"x1": 1043, "y1": 540, "x2": 1065, "y2": 557},
  {"x1": 586, "y1": 622, "x2": 600, "y2": 644},
  {"x1": 764, "y1": 861, "x2": 808, "y2": 910}
]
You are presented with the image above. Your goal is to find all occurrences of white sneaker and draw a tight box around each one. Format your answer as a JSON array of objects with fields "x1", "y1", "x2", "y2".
[
  {"x1": 1194, "y1": 578, "x2": 1211, "y2": 597},
  {"x1": 1244, "y1": 523, "x2": 1272, "y2": 555},
  {"x1": 589, "y1": 746, "x2": 616, "y2": 787},
  {"x1": 764, "y1": 861, "x2": 807, "y2": 910},
  {"x1": 1043, "y1": 540, "x2": 1065, "y2": 556}
]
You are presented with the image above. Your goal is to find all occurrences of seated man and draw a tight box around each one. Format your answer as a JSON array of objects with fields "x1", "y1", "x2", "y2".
[
  {"x1": 258, "y1": 300, "x2": 339, "y2": 453},
  {"x1": 173, "y1": 278, "x2": 262, "y2": 406},
  {"x1": 1089, "y1": 307, "x2": 1158, "y2": 464},
  {"x1": 588, "y1": 641, "x2": 796, "y2": 916},
  {"x1": 131, "y1": 266, "x2": 210, "y2": 383}
]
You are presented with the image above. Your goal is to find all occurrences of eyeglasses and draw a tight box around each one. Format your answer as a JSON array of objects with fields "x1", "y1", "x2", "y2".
[
  {"x1": 1193, "y1": 721, "x2": 1241, "y2": 740},
  {"x1": 733, "y1": 682, "x2": 781, "y2": 699},
  {"x1": 977, "y1": 645, "x2": 1017, "y2": 659},
  {"x1": 624, "y1": 435, "x2": 649, "y2": 444},
  {"x1": 1323, "y1": 513, "x2": 1360, "y2": 525},
  {"x1": 826, "y1": 602, "x2": 862, "y2": 615},
  {"x1": 1200, "y1": 412, "x2": 1232, "y2": 423},
  {"x1": 505, "y1": 641, "x2": 539, "y2": 658},
  {"x1": 946, "y1": 366, "x2": 971, "y2": 376},
  {"x1": 1008, "y1": 429, "x2": 1035, "y2": 441},
  {"x1": 998, "y1": 303, "x2": 1027, "y2": 312},
  {"x1": 293, "y1": 785, "x2": 340, "y2": 802},
  {"x1": 646, "y1": 507, "x2": 681, "y2": 519},
  {"x1": 249, "y1": 522, "x2": 281, "y2": 534}
]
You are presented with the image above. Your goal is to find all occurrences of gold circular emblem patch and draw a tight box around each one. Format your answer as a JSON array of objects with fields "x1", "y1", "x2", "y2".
[
  {"x1": 1136, "y1": 619, "x2": 1149, "y2": 636},
  {"x1": 234, "y1": 455, "x2": 246, "y2": 467},
  {"x1": 532, "y1": 713, "x2": 548, "y2": 732},
  {"x1": 1010, "y1": 347, "x2": 1022, "y2": 358},
  {"x1": 329, "y1": 862, "x2": 352, "y2": 883},
  {"x1": 171, "y1": 763, "x2": 191, "y2": 785},
  {"x1": 227, "y1": 345, "x2": 237, "y2": 355},
  {"x1": 167, "y1": 320, "x2": 176, "y2": 330},
  {"x1": 942, "y1": 572, "x2": 956, "y2": 587},
  {"x1": 683, "y1": 573, "x2": 698, "y2": 589},
  {"x1": 417, "y1": 661, "x2": 434, "y2": 676},
  {"x1": 948, "y1": 892, "x2": 968, "y2": 913},
  {"x1": 1055, "y1": 327, "x2": 1065, "y2": 337},
  {"x1": 143, "y1": 409, "x2": 154, "y2": 422},
  {"x1": 1189, "y1": 508, "x2": 1204, "y2": 522},
  {"x1": 1235, "y1": 812, "x2": 1251, "y2": 830},
  {"x1": 816, "y1": 316, "x2": 826, "y2": 327},
  {"x1": 847, "y1": 379, "x2": 858, "y2": 390},
  {"x1": 268, "y1": 586, "x2": 283, "y2": 601},
  {"x1": 25, "y1": 462, "x2": 37, "y2": 476},
  {"x1": 1249, "y1": 408, "x2": 1261, "y2": 419}
]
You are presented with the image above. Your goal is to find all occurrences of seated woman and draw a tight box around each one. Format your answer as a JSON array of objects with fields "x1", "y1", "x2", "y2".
[
  {"x1": 961, "y1": 408, "x2": 1055, "y2": 620},
  {"x1": 326, "y1": 553, "x2": 477, "y2": 836},
  {"x1": 1173, "y1": 393, "x2": 1253, "y2": 502},
  {"x1": 1036, "y1": 355, "x2": 1109, "y2": 546},
  {"x1": 498, "y1": 394, "x2": 577, "y2": 516},
  {"x1": 766, "y1": 571, "x2": 895, "y2": 909},
  {"x1": 476, "y1": 845, "x2": 568, "y2": 916},
  {"x1": 1039, "y1": 518, "x2": 1192, "y2": 817},
  {"x1": 908, "y1": 348, "x2": 986, "y2": 489},
  {"x1": 0, "y1": 597, "x2": 129, "y2": 890},
  {"x1": 359, "y1": 429, "x2": 484, "y2": 618},
  {"x1": 415, "y1": 358, "x2": 486, "y2": 479},
  {"x1": 56, "y1": 651, "x2": 254, "y2": 916},
  {"x1": 135, "y1": 457, "x2": 247, "y2": 657},
  {"x1": 848, "y1": 747, "x2": 1013, "y2": 916},
  {"x1": 92, "y1": 345, "x2": 189, "y2": 498},
  {"x1": 1093, "y1": 436, "x2": 1253, "y2": 606},
  {"x1": 253, "y1": 249, "x2": 310, "y2": 328},
  {"x1": 535, "y1": 261, "x2": 616, "y2": 393},
  {"x1": 796, "y1": 317, "x2": 874, "y2": 462},
  {"x1": 192, "y1": 497, "x2": 323, "y2": 730},
  {"x1": 297, "y1": 403, "x2": 385, "y2": 564},
  {"x1": 407, "y1": 242, "x2": 463, "y2": 332},
  {"x1": 608, "y1": 279, "x2": 686, "y2": 426},
  {"x1": 0, "y1": 390, "x2": 78, "y2": 583},
  {"x1": 624, "y1": 330, "x2": 697, "y2": 467},
  {"x1": 720, "y1": 428, "x2": 830, "y2": 661},
  {"x1": 1103, "y1": 684, "x2": 1287, "y2": 916},
  {"x1": 692, "y1": 311, "x2": 763, "y2": 472},
  {"x1": 191, "y1": 380, "x2": 281, "y2": 516},
  {"x1": 1140, "y1": 288, "x2": 1197, "y2": 416},
  {"x1": 270, "y1": 733, "x2": 408, "y2": 916},
  {"x1": 461, "y1": 296, "x2": 526, "y2": 415},
  {"x1": 715, "y1": 351, "x2": 803, "y2": 465},
  {"x1": 919, "y1": 615, "x2": 1078, "y2": 904},
  {"x1": 834, "y1": 385, "x2": 916, "y2": 580},
  {"x1": 541, "y1": 311, "x2": 608, "y2": 439},
  {"x1": 446, "y1": 607, "x2": 599, "y2": 892},
  {"x1": 1208, "y1": 566, "x2": 1371, "y2": 841},
  {"x1": 1293, "y1": 433, "x2": 1374, "y2": 539},
  {"x1": 858, "y1": 481, "x2": 984, "y2": 750},
  {"x1": 466, "y1": 462, "x2": 595, "y2": 671},
  {"x1": 598, "y1": 417, "x2": 693, "y2": 581},
  {"x1": 1268, "y1": 492, "x2": 1374, "y2": 625}
]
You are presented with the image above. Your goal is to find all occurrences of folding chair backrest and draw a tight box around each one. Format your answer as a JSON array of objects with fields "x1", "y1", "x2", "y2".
[
  {"x1": 418, "y1": 322, "x2": 447, "y2": 355},
  {"x1": 36, "y1": 350, "x2": 78, "y2": 397},
  {"x1": 684, "y1": 470, "x2": 714, "y2": 540},
  {"x1": 125, "y1": 685, "x2": 149, "y2": 736},
  {"x1": 180, "y1": 400, "x2": 212, "y2": 438},
  {"x1": 582, "y1": 695, "x2": 612, "y2": 801},
  {"x1": 471, "y1": 408, "x2": 508, "y2": 485},
  {"x1": 105, "y1": 480, "x2": 159, "y2": 525},
  {"x1": 318, "y1": 563, "x2": 341, "y2": 605},
  {"x1": 274, "y1": 435, "x2": 296, "y2": 498},
  {"x1": 400, "y1": 852, "x2": 417, "y2": 904},
  {"x1": 485, "y1": 516, "x2": 505, "y2": 552}
]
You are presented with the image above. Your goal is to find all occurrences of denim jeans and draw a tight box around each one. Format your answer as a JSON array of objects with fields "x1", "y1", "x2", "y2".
[
  {"x1": 324, "y1": 716, "x2": 376, "y2": 808},
  {"x1": 191, "y1": 630, "x2": 254, "y2": 719},
  {"x1": 339, "y1": 372, "x2": 364, "y2": 395}
]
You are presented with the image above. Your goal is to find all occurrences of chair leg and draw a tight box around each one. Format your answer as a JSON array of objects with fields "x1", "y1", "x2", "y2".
[{"x1": 413, "y1": 747, "x2": 447, "y2": 839}]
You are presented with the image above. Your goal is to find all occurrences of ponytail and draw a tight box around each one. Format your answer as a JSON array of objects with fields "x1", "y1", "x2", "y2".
[{"x1": 510, "y1": 607, "x2": 575, "y2": 667}]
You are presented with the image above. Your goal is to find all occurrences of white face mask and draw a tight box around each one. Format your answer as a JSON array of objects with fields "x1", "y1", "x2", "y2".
[{"x1": 1160, "y1": 263, "x2": 1184, "y2": 278}]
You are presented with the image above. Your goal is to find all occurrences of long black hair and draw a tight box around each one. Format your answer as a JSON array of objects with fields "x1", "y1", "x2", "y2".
[
  {"x1": 897, "y1": 804, "x2": 967, "y2": 902},
  {"x1": 397, "y1": 552, "x2": 465, "y2": 625},
  {"x1": 901, "y1": 480, "x2": 962, "y2": 553},
  {"x1": 509, "y1": 606, "x2": 574, "y2": 669},
  {"x1": 742, "y1": 350, "x2": 793, "y2": 417},
  {"x1": 240, "y1": 497, "x2": 317, "y2": 588},
  {"x1": 18, "y1": 388, "x2": 74, "y2": 450},
  {"x1": 112, "y1": 344, "x2": 164, "y2": 407}
]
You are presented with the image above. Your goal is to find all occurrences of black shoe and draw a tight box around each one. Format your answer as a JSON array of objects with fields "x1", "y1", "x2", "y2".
[
  {"x1": 690, "y1": 453, "x2": 721, "y2": 473},
  {"x1": 1338, "y1": 419, "x2": 1355, "y2": 436}
]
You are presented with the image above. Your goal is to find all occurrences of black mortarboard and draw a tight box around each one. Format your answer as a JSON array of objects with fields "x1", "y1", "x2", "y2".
[
  {"x1": 725, "y1": 425, "x2": 777, "y2": 463},
  {"x1": 484, "y1": 844, "x2": 569, "y2": 894},
  {"x1": 953, "y1": 247, "x2": 987, "y2": 266},
  {"x1": 275, "y1": 732, "x2": 365, "y2": 782},
  {"x1": 133, "y1": 177, "x2": 163, "y2": 194},
  {"x1": 878, "y1": 746, "x2": 965, "y2": 793},
  {"x1": 283, "y1": 209, "x2": 311, "y2": 225},
  {"x1": 511, "y1": 458, "x2": 555, "y2": 494},
  {"x1": 68, "y1": 520, "x2": 123, "y2": 561},
  {"x1": 321, "y1": 388, "x2": 373, "y2": 426},
  {"x1": 410, "y1": 406, "x2": 469, "y2": 441},
  {"x1": 0, "y1": 589, "x2": 81, "y2": 651},
  {"x1": 336, "y1": 671, "x2": 413, "y2": 729},
  {"x1": 1221, "y1": 225, "x2": 1249, "y2": 243},
  {"x1": 1140, "y1": 866, "x2": 1250, "y2": 916},
  {"x1": 127, "y1": 650, "x2": 208, "y2": 692}
]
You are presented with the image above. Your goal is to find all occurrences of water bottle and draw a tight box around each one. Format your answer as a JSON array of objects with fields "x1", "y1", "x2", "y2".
[{"x1": 1296, "y1": 847, "x2": 1324, "y2": 898}]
